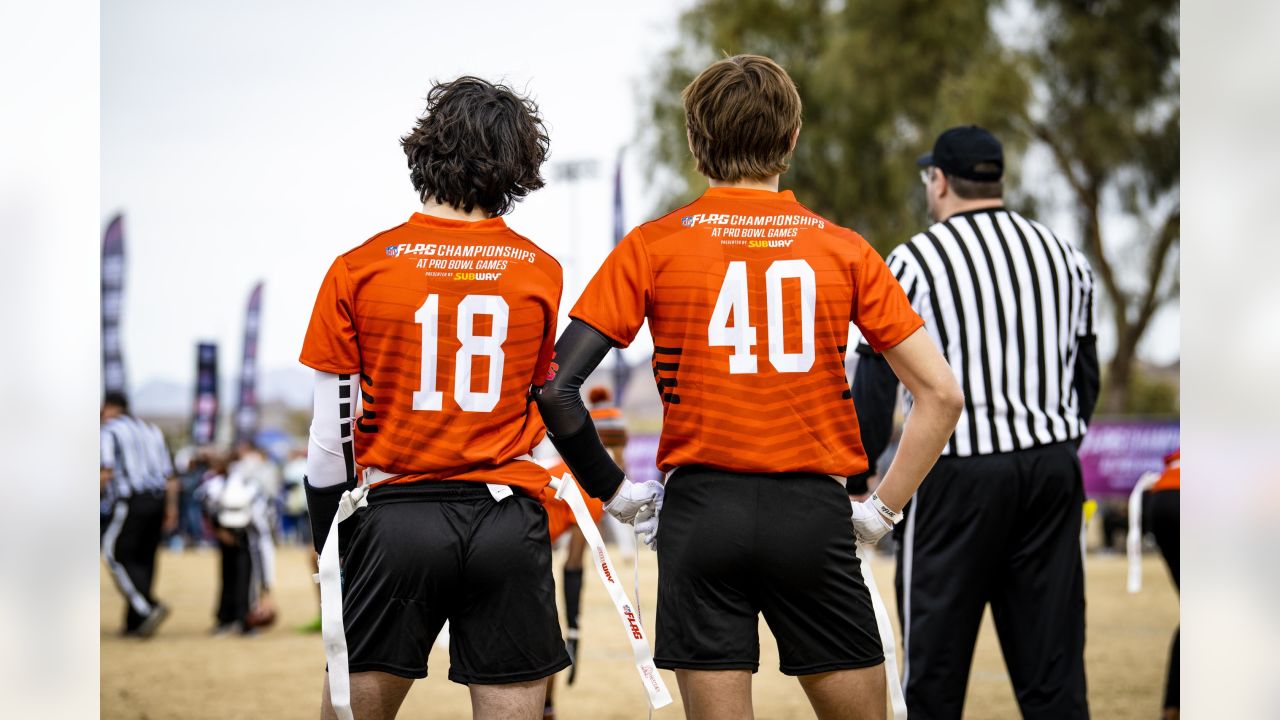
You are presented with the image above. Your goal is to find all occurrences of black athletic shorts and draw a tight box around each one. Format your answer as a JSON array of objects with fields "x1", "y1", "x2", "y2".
[
  {"x1": 654, "y1": 467, "x2": 885, "y2": 675},
  {"x1": 340, "y1": 481, "x2": 571, "y2": 685}
]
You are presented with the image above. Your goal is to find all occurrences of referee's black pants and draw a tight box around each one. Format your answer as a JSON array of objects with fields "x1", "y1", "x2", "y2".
[
  {"x1": 894, "y1": 441, "x2": 1088, "y2": 720},
  {"x1": 101, "y1": 492, "x2": 165, "y2": 633}
]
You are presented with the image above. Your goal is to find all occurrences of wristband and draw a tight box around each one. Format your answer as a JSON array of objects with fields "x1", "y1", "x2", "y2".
[{"x1": 869, "y1": 492, "x2": 902, "y2": 526}]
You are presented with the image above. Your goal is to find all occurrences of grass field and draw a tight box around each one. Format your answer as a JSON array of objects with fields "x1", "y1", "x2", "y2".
[{"x1": 102, "y1": 543, "x2": 1177, "y2": 719}]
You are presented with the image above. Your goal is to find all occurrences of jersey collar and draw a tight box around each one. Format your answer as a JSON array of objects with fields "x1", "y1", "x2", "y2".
[
  {"x1": 702, "y1": 187, "x2": 797, "y2": 202},
  {"x1": 408, "y1": 212, "x2": 508, "y2": 231}
]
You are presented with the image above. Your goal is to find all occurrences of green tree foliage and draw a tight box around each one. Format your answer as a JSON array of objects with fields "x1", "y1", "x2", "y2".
[
  {"x1": 645, "y1": 0, "x2": 1178, "y2": 414},
  {"x1": 1017, "y1": 0, "x2": 1179, "y2": 414},
  {"x1": 645, "y1": 0, "x2": 1030, "y2": 253}
]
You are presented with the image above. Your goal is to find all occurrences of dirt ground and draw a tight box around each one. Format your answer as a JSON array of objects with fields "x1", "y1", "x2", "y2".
[{"x1": 102, "y1": 542, "x2": 1178, "y2": 719}]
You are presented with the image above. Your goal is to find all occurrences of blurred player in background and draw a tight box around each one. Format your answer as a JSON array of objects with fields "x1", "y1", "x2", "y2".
[
  {"x1": 1148, "y1": 450, "x2": 1180, "y2": 719},
  {"x1": 538, "y1": 385, "x2": 623, "y2": 720},
  {"x1": 300, "y1": 76, "x2": 566, "y2": 720},
  {"x1": 536, "y1": 55, "x2": 962, "y2": 720},
  {"x1": 100, "y1": 391, "x2": 179, "y2": 637},
  {"x1": 201, "y1": 450, "x2": 278, "y2": 635}
]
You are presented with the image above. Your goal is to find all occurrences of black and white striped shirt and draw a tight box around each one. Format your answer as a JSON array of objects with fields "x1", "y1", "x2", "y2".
[
  {"x1": 101, "y1": 415, "x2": 173, "y2": 497},
  {"x1": 871, "y1": 208, "x2": 1096, "y2": 457}
]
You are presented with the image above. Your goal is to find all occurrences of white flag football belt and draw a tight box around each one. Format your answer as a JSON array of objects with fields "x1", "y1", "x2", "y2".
[
  {"x1": 856, "y1": 542, "x2": 908, "y2": 720},
  {"x1": 1126, "y1": 472, "x2": 1160, "y2": 594},
  {"x1": 551, "y1": 473, "x2": 673, "y2": 710},
  {"x1": 315, "y1": 485, "x2": 369, "y2": 720}
]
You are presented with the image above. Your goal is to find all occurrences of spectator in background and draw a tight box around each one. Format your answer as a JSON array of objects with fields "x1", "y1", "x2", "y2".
[
  {"x1": 234, "y1": 441, "x2": 283, "y2": 539},
  {"x1": 203, "y1": 452, "x2": 278, "y2": 636},
  {"x1": 281, "y1": 447, "x2": 310, "y2": 545},
  {"x1": 177, "y1": 446, "x2": 213, "y2": 548}
]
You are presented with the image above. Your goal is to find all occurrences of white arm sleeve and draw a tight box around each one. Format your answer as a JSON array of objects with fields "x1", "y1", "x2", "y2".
[{"x1": 306, "y1": 371, "x2": 358, "y2": 488}]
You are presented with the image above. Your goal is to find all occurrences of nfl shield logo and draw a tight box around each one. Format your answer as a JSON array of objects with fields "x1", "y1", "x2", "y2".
[
  {"x1": 385, "y1": 245, "x2": 399, "y2": 257},
  {"x1": 681, "y1": 216, "x2": 695, "y2": 227}
]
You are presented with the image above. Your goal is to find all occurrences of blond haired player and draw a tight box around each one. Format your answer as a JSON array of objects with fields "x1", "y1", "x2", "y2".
[{"x1": 535, "y1": 55, "x2": 962, "y2": 719}]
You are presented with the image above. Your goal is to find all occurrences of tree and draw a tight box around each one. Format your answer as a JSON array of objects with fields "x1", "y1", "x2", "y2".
[
  {"x1": 1016, "y1": 0, "x2": 1179, "y2": 414},
  {"x1": 645, "y1": 0, "x2": 1179, "y2": 414},
  {"x1": 643, "y1": 0, "x2": 1030, "y2": 253}
]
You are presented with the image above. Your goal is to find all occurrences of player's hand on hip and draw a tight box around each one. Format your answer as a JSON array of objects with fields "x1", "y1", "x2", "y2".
[
  {"x1": 604, "y1": 478, "x2": 664, "y2": 527},
  {"x1": 850, "y1": 499, "x2": 892, "y2": 545}
]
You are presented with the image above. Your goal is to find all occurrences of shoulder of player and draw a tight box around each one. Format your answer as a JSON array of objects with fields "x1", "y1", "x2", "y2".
[
  {"x1": 339, "y1": 222, "x2": 413, "y2": 260},
  {"x1": 500, "y1": 226, "x2": 564, "y2": 276},
  {"x1": 783, "y1": 198, "x2": 869, "y2": 249}
]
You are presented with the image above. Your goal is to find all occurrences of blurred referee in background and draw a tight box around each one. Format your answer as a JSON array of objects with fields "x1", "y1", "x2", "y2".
[
  {"x1": 100, "y1": 391, "x2": 178, "y2": 637},
  {"x1": 851, "y1": 126, "x2": 1101, "y2": 719}
]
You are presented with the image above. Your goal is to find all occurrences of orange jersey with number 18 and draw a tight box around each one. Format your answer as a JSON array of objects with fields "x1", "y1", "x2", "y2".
[
  {"x1": 570, "y1": 187, "x2": 923, "y2": 478},
  {"x1": 299, "y1": 213, "x2": 562, "y2": 495}
]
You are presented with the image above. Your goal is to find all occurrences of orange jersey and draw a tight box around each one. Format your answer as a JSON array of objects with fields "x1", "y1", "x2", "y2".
[
  {"x1": 300, "y1": 213, "x2": 562, "y2": 495},
  {"x1": 1152, "y1": 450, "x2": 1180, "y2": 492},
  {"x1": 571, "y1": 187, "x2": 923, "y2": 477},
  {"x1": 539, "y1": 461, "x2": 605, "y2": 542}
]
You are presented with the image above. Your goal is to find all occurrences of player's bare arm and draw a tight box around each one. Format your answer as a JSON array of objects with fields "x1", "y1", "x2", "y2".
[{"x1": 866, "y1": 327, "x2": 963, "y2": 519}]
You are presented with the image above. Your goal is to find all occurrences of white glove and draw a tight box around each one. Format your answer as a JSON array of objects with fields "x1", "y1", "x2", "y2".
[
  {"x1": 633, "y1": 486, "x2": 664, "y2": 550},
  {"x1": 604, "y1": 478, "x2": 664, "y2": 545},
  {"x1": 850, "y1": 499, "x2": 892, "y2": 545}
]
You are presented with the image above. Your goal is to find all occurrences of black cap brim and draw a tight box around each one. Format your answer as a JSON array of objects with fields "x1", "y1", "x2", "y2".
[{"x1": 916, "y1": 153, "x2": 933, "y2": 168}]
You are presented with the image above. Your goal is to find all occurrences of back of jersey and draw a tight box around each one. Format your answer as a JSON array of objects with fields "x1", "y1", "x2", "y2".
[
  {"x1": 571, "y1": 187, "x2": 920, "y2": 478},
  {"x1": 300, "y1": 213, "x2": 562, "y2": 495}
]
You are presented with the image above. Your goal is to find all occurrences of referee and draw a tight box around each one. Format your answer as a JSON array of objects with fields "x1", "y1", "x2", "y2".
[
  {"x1": 851, "y1": 125, "x2": 1101, "y2": 719},
  {"x1": 100, "y1": 391, "x2": 178, "y2": 637}
]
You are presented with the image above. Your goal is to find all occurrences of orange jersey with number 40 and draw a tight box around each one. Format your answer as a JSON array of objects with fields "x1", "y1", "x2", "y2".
[
  {"x1": 571, "y1": 187, "x2": 922, "y2": 478},
  {"x1": 300, "y1": 213, "x2": 562, "y2": 495}
]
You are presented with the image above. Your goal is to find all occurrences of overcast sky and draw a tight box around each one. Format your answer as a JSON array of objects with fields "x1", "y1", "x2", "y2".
[{"x1": 102, "y1": 0, "x2": 1178, "y2": 409}]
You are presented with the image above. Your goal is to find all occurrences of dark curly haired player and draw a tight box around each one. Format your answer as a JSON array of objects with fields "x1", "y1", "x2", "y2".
[{"x1": 300, "y1": 76, "x2": 567, "y2": 720}]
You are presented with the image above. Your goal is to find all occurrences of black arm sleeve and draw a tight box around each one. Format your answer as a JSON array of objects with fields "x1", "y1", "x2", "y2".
[
  {"x1": 533, "y1": 319, "x2": 625, "y2": 500},
  {"x1": 1073, "y1": 334, "x2": 1101, "y2": 427},
  {"x1": 847, "y1": 345, "x2": 901, "y2": 495},
  {"x1": 304, "y1": 475, "x2": 356, "y2": 554}
]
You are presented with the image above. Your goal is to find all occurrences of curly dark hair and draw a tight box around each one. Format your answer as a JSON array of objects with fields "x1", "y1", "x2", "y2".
[{"x1": 401, "y1": 77, "x2": 550, "y2": 217}]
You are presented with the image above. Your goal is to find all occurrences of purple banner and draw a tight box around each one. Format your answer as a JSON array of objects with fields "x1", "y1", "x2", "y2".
[
  {"x1": 191, "y1": 342, "x2": 219, "y2": 445},
  {"x1": 234, "y1": 282, "x2": 263, "y2": 445},
  {"x1": 1078, "y1": 419, "x2": 1180, "y2": 497},
  {"x1": 101, "y1": 214, "x2": 126, "y2": 396},
  {"x1": 623, "y1": 434, "x2": 661, "y2": 485}
]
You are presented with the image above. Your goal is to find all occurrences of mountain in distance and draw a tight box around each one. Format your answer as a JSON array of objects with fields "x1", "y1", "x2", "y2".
[{"x1": 131, "y1": 365, "x2": 314, "y2": 419}]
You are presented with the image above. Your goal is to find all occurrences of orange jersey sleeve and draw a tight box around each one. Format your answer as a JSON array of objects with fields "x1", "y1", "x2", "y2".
[
  {"x1": 852, "y1": 239, "x2": 926, "y2": 351},
  {"x1": 299, "y1": 213, "x2": 563, "y2": 495},
  {"x1": 300, "y1": 258, "x2": 361, "y2": 374},
  {"x1": 569, "y1": 227, "x2": 653, "y2": 348},
  {"x1": 571, "y1": 187, "x2": 923, "y2": 478}
]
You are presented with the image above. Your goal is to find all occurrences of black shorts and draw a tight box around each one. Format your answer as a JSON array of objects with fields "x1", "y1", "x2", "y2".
[
  {"x1": 654, "y1": 467, "x2": 885, "y2": 676},
  {"x1": 340, "y1": 482, "x2": 571, "y2": 685}
]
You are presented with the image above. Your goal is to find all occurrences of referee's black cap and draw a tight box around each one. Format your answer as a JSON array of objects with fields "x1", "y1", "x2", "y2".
[{"x1": 917, "y1": 125, "x2": 1004, "y2": 181}]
